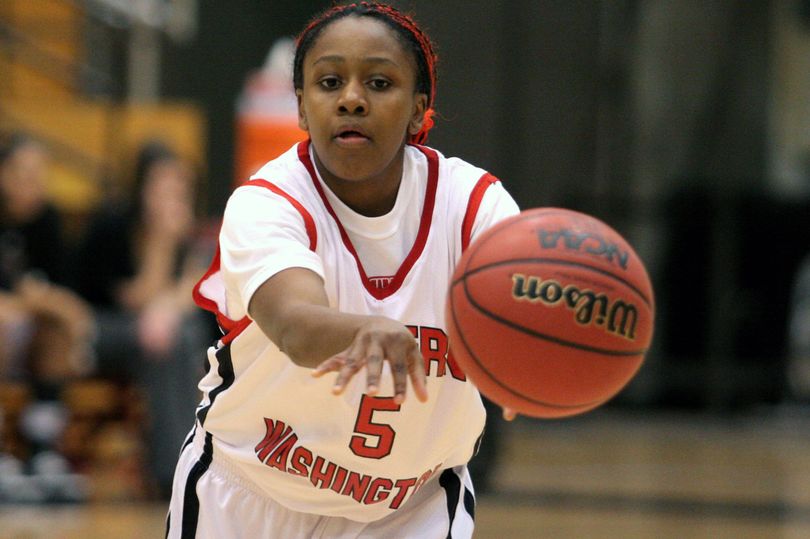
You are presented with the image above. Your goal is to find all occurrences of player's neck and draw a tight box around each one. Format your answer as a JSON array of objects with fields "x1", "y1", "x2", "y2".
[{"x1": 314, "y1": 151, "x2": 405, "y2": 217}]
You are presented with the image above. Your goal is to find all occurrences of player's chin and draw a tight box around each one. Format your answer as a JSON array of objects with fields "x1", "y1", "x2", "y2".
[{"x1": 323, "y1": 153, "x2": 380, "y2": 181}]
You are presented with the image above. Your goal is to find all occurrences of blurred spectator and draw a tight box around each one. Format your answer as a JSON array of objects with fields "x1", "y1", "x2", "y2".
[
  {"x1": 75, "y1": 140, "x2": 212, "y2": 498},
  {"x1": 0, "y1": 131, "x2": 92, "y2": 503},
  {"x1": 787, "y1": 254, "x2": 810, "y2": 402}
]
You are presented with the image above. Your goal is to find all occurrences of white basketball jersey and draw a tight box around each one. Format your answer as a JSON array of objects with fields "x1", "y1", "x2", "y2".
[{"x1": 192, "y1": 141, "x2": 519, "y2": 522}]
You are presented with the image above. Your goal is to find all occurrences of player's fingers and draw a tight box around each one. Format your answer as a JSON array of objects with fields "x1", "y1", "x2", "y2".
[
  {"x1": 502, "y1": 407, "x2": 517, "y2": 421},
  {"x1": 332, "y1": 354, "x2": 364, "y2": 395},
  {"x1": 364, "y1": 343, "x2": 384, "y2": 396},
  {"x1": 391, "y1": 356, "x2": 409, "y2": 404},
  {"x1": 408, "y1": 349, "x2": 428, "y2": 403},
  {"x1": 311, "y1": 355, "x2": 346, "y2": 377}
]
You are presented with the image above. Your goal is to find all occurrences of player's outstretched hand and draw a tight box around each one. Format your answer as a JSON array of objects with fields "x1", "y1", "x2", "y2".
[
  {"x1": 312, "y1": 316, "x2": 429, "y2": 404},
  {"x1": 502, "y1": 408, "x2": 517, "y2": 421}
]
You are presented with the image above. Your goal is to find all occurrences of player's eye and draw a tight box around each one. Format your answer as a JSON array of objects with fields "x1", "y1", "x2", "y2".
[
  {"x1": 318, "y1": 76, "x2": 341, "y2": 90},
  {"x1": 368, "y1": 78, "x2": 391, "y2": 90}
]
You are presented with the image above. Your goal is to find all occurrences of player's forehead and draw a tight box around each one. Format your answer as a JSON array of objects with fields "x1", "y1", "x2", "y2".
[{"x1": 305, "y1": 15, "x2": 413, "y2": 70}]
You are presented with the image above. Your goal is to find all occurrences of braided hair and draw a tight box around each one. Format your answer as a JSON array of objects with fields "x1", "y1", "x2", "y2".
[{"x1": 293, "y1": 2, "x2": 438, "y2": 144}]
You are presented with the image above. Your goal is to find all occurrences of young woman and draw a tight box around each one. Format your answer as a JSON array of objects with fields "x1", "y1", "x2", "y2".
[
  {"x1": 167, "y1": 3, "x2": 519, "y2": 537},
  {"x1": 0, "y1": 132, "x2": 92, "y2": 384},
  {"x1": 76, "y1": 141, "x2": 211, "y2": 497}
]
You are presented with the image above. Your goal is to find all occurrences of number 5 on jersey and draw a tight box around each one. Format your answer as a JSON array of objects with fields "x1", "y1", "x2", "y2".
[{"x1": 350, "y1": 395, "x2": 401, "y2": 459}]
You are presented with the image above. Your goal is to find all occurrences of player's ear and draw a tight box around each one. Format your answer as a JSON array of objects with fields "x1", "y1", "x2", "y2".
[
  {"x1": 296, "y1": 89, "x2": 309, "y2": 131},
  {"x1": 408, "y1": 93, "x2": 428, "y2": 136}
]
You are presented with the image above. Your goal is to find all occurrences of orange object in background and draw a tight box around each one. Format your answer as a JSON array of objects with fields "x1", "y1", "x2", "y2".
[
  {"x1": 233, "y1": 38, "x2": 307, "y2": 187},
  {"x1": 235, "y1": 117, "x2": 306, "y2": 186}
]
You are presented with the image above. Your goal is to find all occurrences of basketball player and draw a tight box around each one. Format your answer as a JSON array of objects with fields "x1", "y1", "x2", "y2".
[{"x1": 166, "y1": 3, "x2": 519, "y2": 537}]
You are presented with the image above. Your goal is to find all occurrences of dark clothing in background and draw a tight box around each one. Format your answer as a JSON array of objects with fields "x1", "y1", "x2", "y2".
[
  {"x1": 76, "y1": 208, "x2": 188, "y2": 306},
  {"x1": 74, "y1": 205, "x2": 209, "y2": 497},
  {"x1": 74, "y1": 209, "x2": 135, "y2": 307},
  {"x1": 0, "y1": 204, "x2": 66, "y2": 290}
]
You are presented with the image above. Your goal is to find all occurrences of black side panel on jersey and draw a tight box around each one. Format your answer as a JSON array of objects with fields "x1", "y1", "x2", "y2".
[
  {"x1": 180, "y1": 423, "x2": 198, "y2": 454},
  {"x1": 463, "y1": 487, "x2": 475, "y2": 520},
  {"x1": 196, "y1": 344, "x2": 235, "y2": 426},
  {"x1": 180, "y1": 432, "x2": 213, "y2": 539},
  {"x1": 439, "y1": 468, "x2": 462, "y2": 538}
]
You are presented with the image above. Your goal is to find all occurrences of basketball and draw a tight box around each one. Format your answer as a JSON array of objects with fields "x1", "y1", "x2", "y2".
[{"x1": 446, "y1": 208, "x2": 654, "y2": 418}]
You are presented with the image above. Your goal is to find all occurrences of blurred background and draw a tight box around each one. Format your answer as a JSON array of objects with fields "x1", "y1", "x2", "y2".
[{"x1": 1, "y1": 0, "x2": 810, "y2": 537}]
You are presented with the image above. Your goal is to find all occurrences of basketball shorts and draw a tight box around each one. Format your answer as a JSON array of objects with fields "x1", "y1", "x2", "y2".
[{"x1": 165, "y1": 425, "x2": 476, "y2": 538}]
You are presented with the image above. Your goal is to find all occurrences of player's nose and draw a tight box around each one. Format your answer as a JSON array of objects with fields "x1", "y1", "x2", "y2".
[{"x1": 337, "y1": 80, "x2": 367, "y2": 115}]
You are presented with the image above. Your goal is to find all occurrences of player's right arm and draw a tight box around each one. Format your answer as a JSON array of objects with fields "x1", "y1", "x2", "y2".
[
  {"x1": 221, "y1": 185, "x2": 427, "y2": 404},
  {"x1": 248, "y1": 269, "x2": 427, "y2": 403}
]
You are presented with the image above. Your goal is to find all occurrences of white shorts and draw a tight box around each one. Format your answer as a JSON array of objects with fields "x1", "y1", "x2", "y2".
[{"x1": 165, "y1": 425, "x2": 476, "y2": 539}]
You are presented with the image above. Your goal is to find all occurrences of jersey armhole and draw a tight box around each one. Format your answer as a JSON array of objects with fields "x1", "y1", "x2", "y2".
[
  {"x1": 461, "y1": 172, "x2": 500, "y2": 252},
  {"x1": 192, "y1": 180, "x2": 319, "y2": 344}
]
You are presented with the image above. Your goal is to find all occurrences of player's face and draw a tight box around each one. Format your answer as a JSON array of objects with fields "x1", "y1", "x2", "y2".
[{"x1": 297, "y1": 16, "x2": 427, "y2": 200}]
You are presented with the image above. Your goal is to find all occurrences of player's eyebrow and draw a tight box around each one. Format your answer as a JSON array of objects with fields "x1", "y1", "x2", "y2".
[{"x1": 312, "y1": 55, "x2": 400, "y2": 68}]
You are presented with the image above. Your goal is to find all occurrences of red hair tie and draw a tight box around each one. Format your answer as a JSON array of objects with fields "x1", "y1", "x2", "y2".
[{"x1": 412, "y1": 107, "x2": 435, "y2": 145}]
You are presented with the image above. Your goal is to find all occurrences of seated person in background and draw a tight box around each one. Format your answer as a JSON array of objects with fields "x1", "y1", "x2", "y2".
[
  {"x1": 0, "y1": 132, "x2": 92, "y2": 502},
  {"x1": 74, "y1": 140, "x2": 212, "y2": 498}
]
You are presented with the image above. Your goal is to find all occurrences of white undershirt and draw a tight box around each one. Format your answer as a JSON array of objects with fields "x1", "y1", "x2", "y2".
[{"x1": 311, "y1": 145, "x2": 426, "y2": 280}]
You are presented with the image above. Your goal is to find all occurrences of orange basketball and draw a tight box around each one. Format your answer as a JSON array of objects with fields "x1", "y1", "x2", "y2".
[{"x1": 446, "y1": 208, "x2": 654, "y2": 418}]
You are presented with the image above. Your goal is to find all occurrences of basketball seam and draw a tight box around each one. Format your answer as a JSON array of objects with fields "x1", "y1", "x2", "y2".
[{"x1": 449, "y1": 282, "x2": 609, "y2": 411}]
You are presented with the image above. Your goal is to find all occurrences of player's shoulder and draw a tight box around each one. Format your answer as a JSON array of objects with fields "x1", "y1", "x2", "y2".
[
  {"x1": 229, "y1": 145, "x2": 314, "y2": 204},
  {"x1": 225, "y1": 144, "x2": 314, "y2": 219},
  {"x1": 244, "y1": 143, "x2": 310, "y2": 192},
  {"x1": 412, "y1": 145, "x2": 503, "y2": 209},
  {"x1": 413, "y1": 144, "x2": 493, "y2": 186}
]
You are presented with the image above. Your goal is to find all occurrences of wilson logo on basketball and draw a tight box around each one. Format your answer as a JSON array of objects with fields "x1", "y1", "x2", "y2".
[
  {"x1": 510, "y1": 273, "x2": 638, "y2": 340},
  {"x1": 537, "y1": 228, "x2": 629, "y2": 269}
]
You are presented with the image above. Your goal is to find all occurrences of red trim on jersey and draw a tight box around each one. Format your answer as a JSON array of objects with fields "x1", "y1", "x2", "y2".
[
  {"x1": 245, "y1": 178, "x2": 318, "y2": 251},
  {"x1": 221, "y1": 316, "x2": 252, "y2": 345},
  {"x1": 297, "y1": 140, "x2": 439, "y2": 300},
  {"x1": 192, "y1": 246, "x2": 223, "y2": 319},
  {"x1": 461, "y1": 173, "x2": 500, "y2": 252},
  {"x1": 192, "y1": 246, "x2": 253, "y2": 341},
  {"x1": 192, "y1": 176, "x2": 319, "y2": 343}
]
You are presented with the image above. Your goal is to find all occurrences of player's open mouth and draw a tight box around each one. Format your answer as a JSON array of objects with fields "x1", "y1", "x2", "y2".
[{"x1": 335, "y1": 127, "x2": 370, "y2": 145}]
